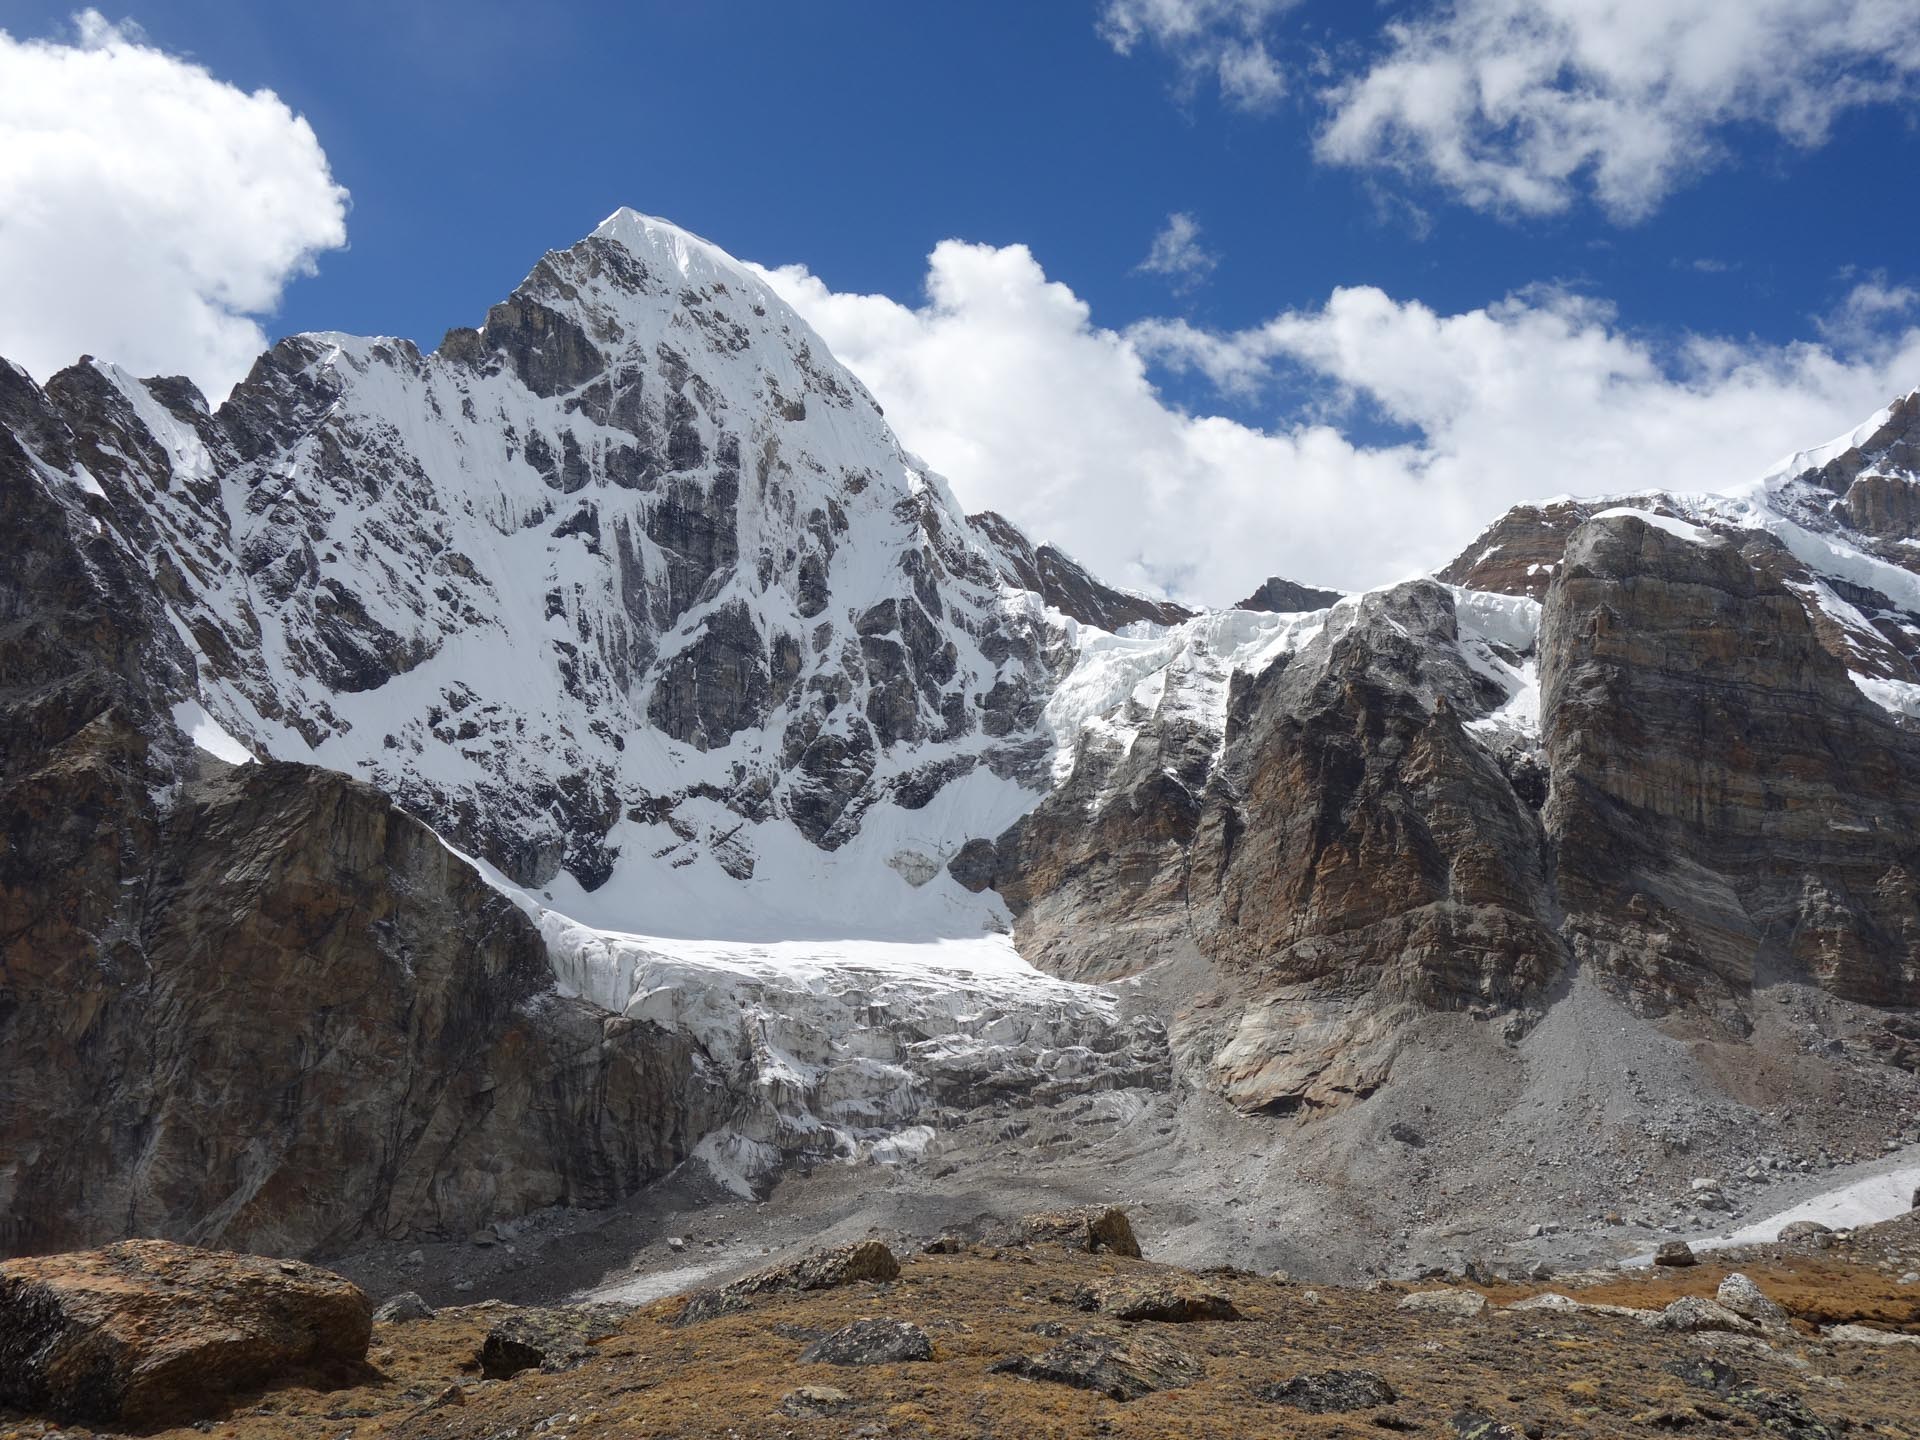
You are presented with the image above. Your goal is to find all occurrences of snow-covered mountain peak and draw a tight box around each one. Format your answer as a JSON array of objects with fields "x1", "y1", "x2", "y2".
[
  {"x1": 590, "y1": 207, "x2": 762, "y2": 290},
  {"x1": 4, "y1": 210, "x2": 1134, "y2": 938}
]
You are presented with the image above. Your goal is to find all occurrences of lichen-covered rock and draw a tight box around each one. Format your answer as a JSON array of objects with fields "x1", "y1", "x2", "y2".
[
  {"x1": 798, "y1": 1318, "x2": 933, "y2": 1365},
  {"x1": 1715, "y1": 1273, "x2": 1788, "y2": 1327},
  {"x1": 780, "y1": 1384, "x2": 853, "y2": 1415},
  {"x1": 1070, "y1": 1275, "x2": 1240, "y2": 1322},
  {"x1": 989, "y1": 1328, "x2": 1203, "y2": 1402},
  {"x1": 479, "y1": 1304, "x2": 633, "y2": 1379},
  {"x1": 1256, "y1": 1368, "x2": 1397, "y2": 1412},
  {"x1": 1397, "y1": 1288, "x2": 1488, "y2": 1318},
  {"x1": 1647, "y1": 1297, "x2": 1758, "y2": 1334},
  {"x1": 676, "y1": 1242, "x2": 900, "y2": 1326},
  {"x1": 372, "y1": 1292, "x2": 435, "y2": 1324},
  {"x1": 1014, "y1": 1207, "x2": 1142, "y2": 1258},
  {"x1": 1668, "y1": 1357, "x2": 1841, "y2": 1439},
  {"x1": 0, "y1": 1241, "x2": 371, "y2": 1426}
]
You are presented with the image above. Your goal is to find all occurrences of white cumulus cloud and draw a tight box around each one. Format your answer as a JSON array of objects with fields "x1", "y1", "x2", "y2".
[
  {"x1": 755, "y1": 242, "x2": 1920, "y2": 601},
  {"x1": 1136, "y1": 212, "x2": 1219, "y2": 290},
  {"x1": 1101, "y1": 0, "x2": 1920, "y2": 222},
  {"x1": 1318, "y1": 0, "x2": 1920, "y2": 221},
  {"x1": 1098, "y1": 0, "x2": 1296, "y2": 109},
  {"x1": 0, "y1": 11, "x2": 349, "y2": 400}
]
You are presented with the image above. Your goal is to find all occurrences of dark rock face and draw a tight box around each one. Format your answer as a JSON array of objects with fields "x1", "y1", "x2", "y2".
[
  {"x1": 969, "y1": 510, "x2": 1193, "y2": 630},
  {"x1": 1001, "y1": 510, "x2": 1920, "y2": 1114},
  {"x1": 647, "y1": 598, "x2": 773, "y2": 748},
  {"x1": 1438, "y1": 500, "x2": 1599, "y2": 599},
  {"x1": 2, "y1": 753, "x2": 723, "y2": 1258},
  {"x1": 1235, "y1": 576, "x2": 1342, "y2": 613},
  {"x1": 1543, "y1": 514, "x2": 1920, "y2": 1009},
  {"x1": 1003, "y1": 582, "x2": 1561, "y2": 1112},
  {"x1": 0, "y1": 1241, "x2": 372, "y2": 1426}
]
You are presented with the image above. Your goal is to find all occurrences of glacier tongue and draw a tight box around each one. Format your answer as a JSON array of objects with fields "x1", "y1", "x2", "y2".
[{"x1": 536, "y1": 911, "x2": 1168, "y2": 1197}]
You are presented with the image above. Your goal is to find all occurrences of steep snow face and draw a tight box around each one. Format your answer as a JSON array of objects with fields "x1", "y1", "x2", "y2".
[{"x1": 38, "y1": 210, "x2": 1090, "y2": 936}]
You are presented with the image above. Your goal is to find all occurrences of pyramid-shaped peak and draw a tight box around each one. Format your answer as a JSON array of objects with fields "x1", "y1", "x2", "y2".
[{"x1": 589, "y1": 207, "x2": 762, "y2": 291}]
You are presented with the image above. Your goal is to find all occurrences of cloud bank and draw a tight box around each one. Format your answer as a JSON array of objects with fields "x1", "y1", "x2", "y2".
[
  {"x1": 757, "y1": 246, "x2": 1920, "y2": 601},
  {"x1": 0, "y1": 11, "x2": 349, "y2": 400}
]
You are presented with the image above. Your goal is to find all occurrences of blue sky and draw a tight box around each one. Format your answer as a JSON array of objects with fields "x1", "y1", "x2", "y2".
[
  {"x1": 5, "y1": 1, "x2": 1920, "y2": 593},
  {"x1": 15, "y1": 0, "x2": 1913, "y2": 369}
]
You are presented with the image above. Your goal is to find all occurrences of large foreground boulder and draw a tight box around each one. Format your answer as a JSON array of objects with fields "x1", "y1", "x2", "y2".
[{"x1": 0, "y1": 1240, "x2": 372, "y2": 1426}]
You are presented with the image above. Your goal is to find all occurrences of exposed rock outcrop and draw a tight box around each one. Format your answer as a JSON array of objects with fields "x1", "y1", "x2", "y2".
[{"x1": 1234, "y1": 575, "x2": 1342, "y2": 614}]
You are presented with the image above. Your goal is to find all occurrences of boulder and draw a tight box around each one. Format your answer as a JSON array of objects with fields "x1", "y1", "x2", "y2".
[
  {"x1": 1668, "y1": 1357, "x2": 1843, "y2": 1438},
  {"x1": 478, "y1": 1303, "x2": 633, "y2": 1379},
  {"x1": 989, "y1": 1328, "x2": 1203, "y2": 1402},
  {"x1": 1653, "y1": 1240, "x2": 1698, "y2": 1267},
  {"x1": 1397, "y1": 1288, "x2": 1489, "y2": 1318},
  {"x1": 0, "y1": 1240, "x2": 371, "y2": 1426},
  {"x1": 372, "y1": 1291, "x2": 435, "y2": 1324},
  {"x1": 1647, "y1": 1297, "x2": 1758, "y2": 1334},
  {"x1": 781, "y1": 1384, "x2": 853, "y2": 1416},
  {"x1": 1450, "y1": 1410, "x2": 1526, "y2": 1439},
  {"x1": 1506, "y1": 1293, "x2": 1582, "y2": 1313},
  {"x1": 798, "y1": 1318, "x2": 933, "y2": 1365},
  {"x1": 676, "y1": 1241, "x2": 900, "y2": 1326},
  {"x1": 1825, "y1": 1323, "x2": 1920, "y2": 1347},
  {"x1": 1777, "y1": 1221, "x2": 1834, "y2": 1245},
  {"x1": 1256, "y1": 1368, "x2": 1397, "y2": 1412},
  {"x1": 1013, "y1": 1206, "x2": 1142, "y2": 1258},
  {"x1": 1715, "y1": 1273, "x2": 1787, "y2": 1327},
  {"x1": 1070, "y1": 1275, "x2": 1241, "y2": 1323}
]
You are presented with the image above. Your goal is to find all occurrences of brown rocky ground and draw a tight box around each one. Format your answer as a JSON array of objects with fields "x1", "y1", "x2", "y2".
[{"x1": 6, "y1": 1216, "x2": 1916, "y2": 1440}]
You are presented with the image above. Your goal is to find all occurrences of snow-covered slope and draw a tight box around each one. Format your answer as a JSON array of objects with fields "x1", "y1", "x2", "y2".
[{"x1": 19, "y1": 211, "x2": 1124, "y2": 938}]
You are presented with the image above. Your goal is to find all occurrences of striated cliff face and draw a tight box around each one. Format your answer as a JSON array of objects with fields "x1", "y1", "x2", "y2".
[
  {"x1": 1002, "y1": 501, "x2": 1920, "y2": 1115},
  {"x1": 1544, "y1": 514, "x2": 1920, "y2": 1012}
]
